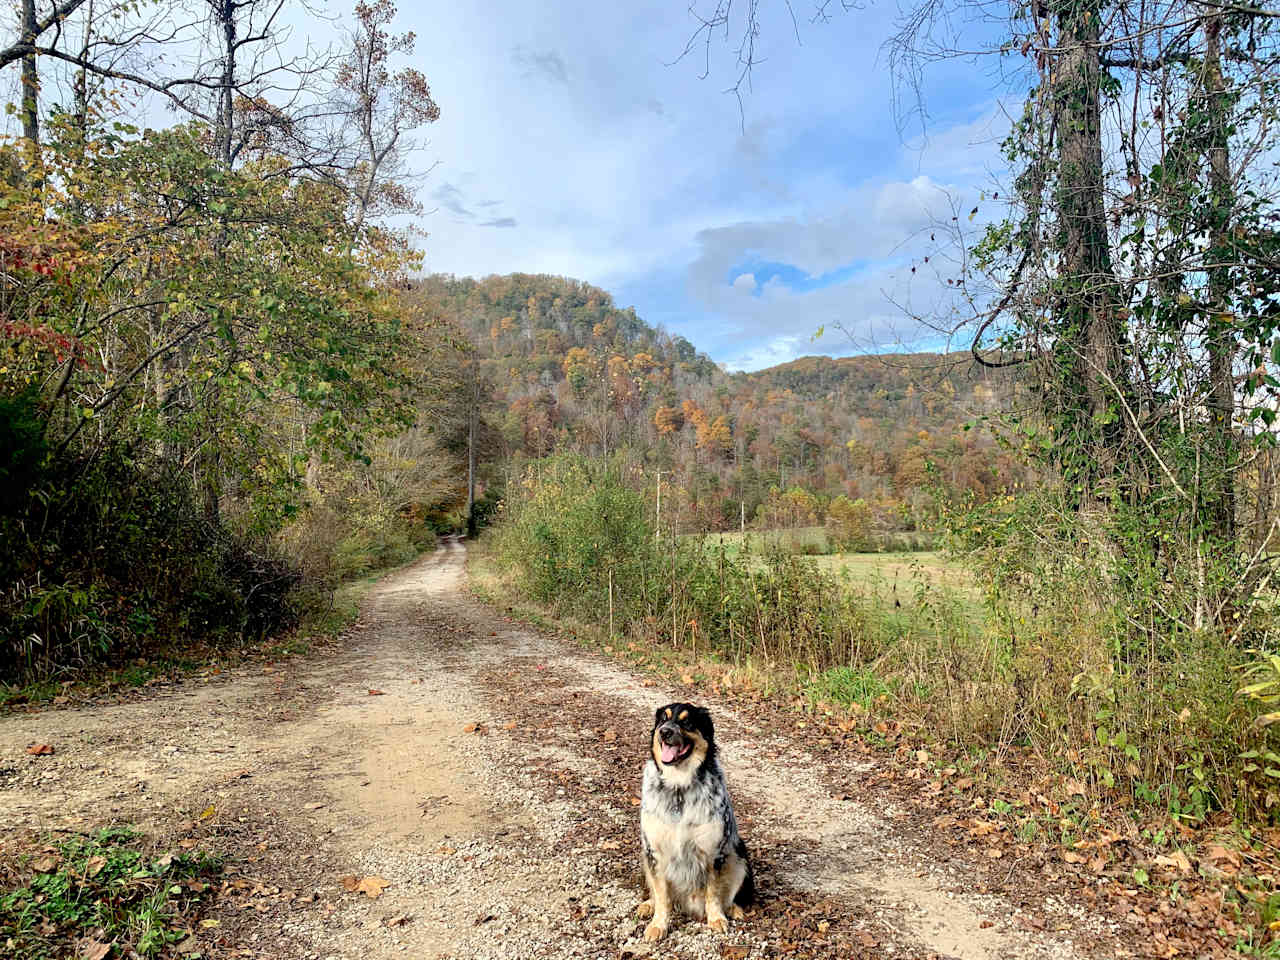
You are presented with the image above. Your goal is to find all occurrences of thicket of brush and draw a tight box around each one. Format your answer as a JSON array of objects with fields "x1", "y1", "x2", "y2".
[
  {"x1": 483, "y1": 453, "x2": 1280, "y2": 825},
  {"x1": 0, "y1": 393, "x2": 302, "y2": 681}
]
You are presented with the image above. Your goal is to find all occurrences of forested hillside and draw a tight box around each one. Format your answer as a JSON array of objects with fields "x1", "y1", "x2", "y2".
[{"x1": 415, "y1": 273, "x2": 1029, "y2": 536}]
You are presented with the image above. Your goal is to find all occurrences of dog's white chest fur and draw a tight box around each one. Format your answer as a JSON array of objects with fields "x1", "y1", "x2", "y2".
[{"x1": 640, "y1": 760, "x2": 726, "y2": 907}]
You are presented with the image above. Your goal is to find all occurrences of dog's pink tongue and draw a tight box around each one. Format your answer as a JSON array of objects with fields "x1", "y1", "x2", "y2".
[{"x1": 660, "y1": 743, "x2": 681, "y2": 764}]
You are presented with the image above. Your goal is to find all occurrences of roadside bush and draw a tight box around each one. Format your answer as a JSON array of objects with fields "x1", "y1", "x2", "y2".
[
  {"x1": 487, "y1": 455, "x2": 888, "y2": 672},
  {"x1": 0, "y1": 446, "x2": 300, "y2": 683},
  {"x1": 941, "y1": 485, "x2": 1280, "y2": 822}
]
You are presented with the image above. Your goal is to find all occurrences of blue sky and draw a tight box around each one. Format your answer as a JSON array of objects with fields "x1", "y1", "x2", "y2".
[{"x1": 395, "y1": 1, "x2": 1019, "y2": 370}]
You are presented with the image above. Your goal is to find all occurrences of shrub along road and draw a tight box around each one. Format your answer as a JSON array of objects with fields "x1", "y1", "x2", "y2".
[{"x1": 1, "y1": 542, "x2": 1153, "y2": 959}]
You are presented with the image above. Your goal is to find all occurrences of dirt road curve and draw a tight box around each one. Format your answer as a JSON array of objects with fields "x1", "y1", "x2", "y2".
[{"x1": 1, "y1": 541, "x2": 1108, "y2": 960}]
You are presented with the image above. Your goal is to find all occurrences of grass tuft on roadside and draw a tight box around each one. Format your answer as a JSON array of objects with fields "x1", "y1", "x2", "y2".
[{"x1": 0, "y1": 827, "x2": 223, "y2": 960}]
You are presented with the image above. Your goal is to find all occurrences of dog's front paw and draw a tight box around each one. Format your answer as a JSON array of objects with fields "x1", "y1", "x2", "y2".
[
  {"x1": 643, "y1": 922, "x2": 667, "y2": 942},
  {"x1": 707, "y1": 916, "x2": 728, "y2": 934},
  {"x1": 729, "y1": 904, "x2": 746, "y2": 921},
  {"x1": 636, "y1": 900, "x2": 654, "y2": 919}
]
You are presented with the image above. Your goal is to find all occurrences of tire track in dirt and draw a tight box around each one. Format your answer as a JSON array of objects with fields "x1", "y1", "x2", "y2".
[{"x1": 1, "y1": 541, "x2": 1106, "y2": 959}]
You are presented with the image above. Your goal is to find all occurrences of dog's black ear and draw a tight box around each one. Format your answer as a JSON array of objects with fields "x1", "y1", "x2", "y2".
[
  {"x1": 691, "y1": 705, "x2": 714, "y2": 741},
  {"x1": 654, "y1": 705, "x2": 667, "y2": 728}
]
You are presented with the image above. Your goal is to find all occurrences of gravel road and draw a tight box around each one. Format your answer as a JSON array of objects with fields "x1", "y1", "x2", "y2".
[{"x1": 0, "y1": 540, "x2": 1110, "y2": 959}]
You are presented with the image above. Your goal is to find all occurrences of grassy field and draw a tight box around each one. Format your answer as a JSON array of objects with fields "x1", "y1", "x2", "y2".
[
  {"x1": 694, "y1": 530, "x2": 985, "y2": 627},
  {"x1": 814, "y1": 550, "x2": 973, "y2": 598},
  {"x1": 696, "y1": 526, "x2": 936, "y2": 558}
]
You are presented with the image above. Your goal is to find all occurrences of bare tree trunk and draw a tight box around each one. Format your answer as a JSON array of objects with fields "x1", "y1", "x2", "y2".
[
  {"x1": 1052, "y1": 0, "x2": 1126, "y2": 489},
  {"x1": 466, "y1": 364, "x2": 479, "y2": 538},
  {"x1": 1203, "y1": 9, "x2": 1235, "y2": 542},
  {"x1": 20, "y1": 0, "x2": 38, "y2": 146},
  {"x1": 212, "y1": 0, "x2": 236, "y2": 169}
]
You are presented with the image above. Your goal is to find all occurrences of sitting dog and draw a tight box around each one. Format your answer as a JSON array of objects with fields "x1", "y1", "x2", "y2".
[{"x1": 637, "y1": 702, "x2": 754, "y2": 941}]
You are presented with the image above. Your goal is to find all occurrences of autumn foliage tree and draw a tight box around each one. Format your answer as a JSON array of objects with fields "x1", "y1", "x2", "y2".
[
  {"x1": 0, "y1": 2, "x2": 446, "y2": 680},
  {"x1": 337, "y1": 0, "x2": 441, "y2": 226}
]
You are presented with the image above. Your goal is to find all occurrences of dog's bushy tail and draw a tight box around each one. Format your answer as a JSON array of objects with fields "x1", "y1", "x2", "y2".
[{"x1": 733, "y1": 838, "x2": 756, "y2": 907}]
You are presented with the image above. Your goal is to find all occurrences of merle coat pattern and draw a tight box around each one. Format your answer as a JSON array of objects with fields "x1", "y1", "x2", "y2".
[{"x1": 637, "y1": 703, "x2": 754, "y2": 941}]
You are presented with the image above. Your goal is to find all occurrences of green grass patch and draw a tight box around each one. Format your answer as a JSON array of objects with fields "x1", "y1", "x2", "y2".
[
  {"x1": 0, "y1": 679, "x2": 62, "y2": 708},
  {"x1": 813, "y1": 550, "x2": 987, "y2": 626},
  {"x1": 0, "y1": 827, "x2": 223, "y2": 960},
  {"x1": 695, "y1": 526, "x2": 831, "y2": 558},
  {"x1": 695, "y1": 527, "x2": 937, "y2": 559},
  {"x1": 805, "y1": 665, "x2": 894, "y2": 710}
]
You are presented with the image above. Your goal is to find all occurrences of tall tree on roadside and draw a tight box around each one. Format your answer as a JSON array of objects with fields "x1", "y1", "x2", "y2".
[{"x1": 336, "y1": 0, "x2": 441, "y2": 228}]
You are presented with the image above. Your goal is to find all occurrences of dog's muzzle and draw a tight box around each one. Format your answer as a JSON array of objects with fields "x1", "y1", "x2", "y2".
[{"x1": 657, "y1": 723, "x2": 692, "y2": 765}]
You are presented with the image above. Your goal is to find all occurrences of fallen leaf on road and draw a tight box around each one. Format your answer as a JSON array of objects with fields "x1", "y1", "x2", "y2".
[
  {"x1": 33, "y1": 855, "x2": 59, "y2": 872},
  {"x1": 680, "y1": 674, "x2": 694, "y2": 684},
  {"x1": 85, "y1": 855, "x2": 106, "y2": 877},
  {"x1": 602, "y1": 729, "x2": 617, "y2": 742},
  {"x1": 1155, "y1": 850, "x2": 1192, "y2": 874},
  {"x1": 368, "y1": 689, "x2": 385, "y2": 696},
  {"x1": 720, "y1": 946, "x2": 749, "y2": 959},
  {"x1": 79, "y1": 939, "x2": 110, "y2": 960},
  {"x1": 355, "y1": 875, "x2": 389, "y2": 898},
  {"x1": 502, "y1": 721, "x2": 518, "y2": 731},
  {"x1": 26, "y1": 743, "x2": 54, "y2": 756},
  {"x1": 199, "y1": 804, "x2": 216, "y2": 820},
  {"x1": 598, "y1": 839, "x2": 621, "y2": 850},
  {"x1": 1204, "y1": 844, "x2": 1242, "y2": 872},
  {"x1": 383, "y1": 914, "x2": 413, "y2": 927},
  {"x1": 341, "y1": 875, "x2": 359, "y2": 891}
]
